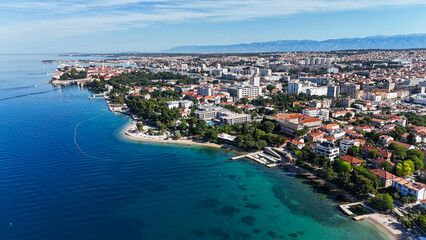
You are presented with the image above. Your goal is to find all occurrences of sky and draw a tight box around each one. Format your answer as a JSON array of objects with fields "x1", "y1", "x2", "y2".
[{"x1": 0, "y1": 0, "x2": 426, "y2": 53}]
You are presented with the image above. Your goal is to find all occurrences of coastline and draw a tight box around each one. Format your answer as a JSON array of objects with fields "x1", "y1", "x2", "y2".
[
  {"x1": 365, "y1": 214, "x2": 407, "y2": 240},
  {"x1": 117, "y1": 115, "x2": 404, "y2": 240},
  {"x1": 280, "y1": 165, "x2": 405, "y2": 240},
  {"x1": 123, "y1": 120, "x2": 246, "y2": 154}
]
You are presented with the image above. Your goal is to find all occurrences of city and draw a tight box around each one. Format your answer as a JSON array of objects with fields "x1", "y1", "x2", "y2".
[{"x1": 48, "y1": 49, "x2": 426, "y2": 238}]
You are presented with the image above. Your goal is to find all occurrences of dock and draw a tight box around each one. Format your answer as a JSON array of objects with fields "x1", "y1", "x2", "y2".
[
  {"x1": 92, "y1": 94, "x2": 106, "y2": 99},
  {"x1": 231, "y1": 149, "x2": 282, "y2": 166},
  {"x1": 339, "y1": 202, "x2": 376, "y2": 220}
]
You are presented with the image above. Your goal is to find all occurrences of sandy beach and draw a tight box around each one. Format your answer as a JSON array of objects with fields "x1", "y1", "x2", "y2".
[
  {"x1": 123, "y1": 121, "x2": 246, "y2": 154},
  {"x1": 365, "y1": 213, "x2": 413, "y2": 240}
]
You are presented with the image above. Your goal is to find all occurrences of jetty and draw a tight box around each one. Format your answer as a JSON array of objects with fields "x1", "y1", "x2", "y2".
[
  {"x1": 91, "y1": 94, "x2": 106, "y2": 99},
  {"x1": 231, "y1": 148, "x2": 282, "y2": 165},
  {"x1": 339, "y1": 202, "x2": 376, "y2": 221},
  {"x1": 50, "y1": 78, "x2": 93, "y2": 86}
]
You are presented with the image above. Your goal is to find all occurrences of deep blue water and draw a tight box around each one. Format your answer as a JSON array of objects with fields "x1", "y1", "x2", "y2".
[{"x1": 0, "y1": 54, "x2": 390, "y2": 240}]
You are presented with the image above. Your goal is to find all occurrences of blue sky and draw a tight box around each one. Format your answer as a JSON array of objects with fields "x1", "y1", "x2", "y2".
[{"x1": 0, "y1": 0, "x2": 425, "y2": 53}]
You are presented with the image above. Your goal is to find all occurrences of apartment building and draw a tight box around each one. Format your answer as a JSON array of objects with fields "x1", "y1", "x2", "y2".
[
  {"x1": 313, "y1": 142, "x2": 339, "y2": 161},
  {"x1": 302, "y1": 108, "x2": 330, "y2": 121},
  {"x1": 392, "y1": 178, "x2": 426, "y2": 200},
  {"x1": 275, "y1": 113, "x2": 322, "y2": 136},
  {"x1": 219, "y1": 113, "x2": 251, "y2": 125}
]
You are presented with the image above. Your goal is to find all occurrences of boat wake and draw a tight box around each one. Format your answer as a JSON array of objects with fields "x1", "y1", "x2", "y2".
[{"x1": 0, "y1": 89, "x2": 58, "y2": 102}]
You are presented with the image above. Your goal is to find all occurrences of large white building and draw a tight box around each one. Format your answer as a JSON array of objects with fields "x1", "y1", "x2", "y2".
[
  {"x1": 313, "y1": 142, "x2": 339, "y2": 161},
  {"x1": 287, "y1": 80, "x2": 327, "y2": 96},
  {"x1": 228, "y1": 86, "x2": 262, "y2": 99},
  {"x1": 302, "y1": 108, "x2": 330, "y2": 121},
  {"x1": 166, "y1": 100, "x2": 193, "y2": 109},
  {"x1": 392, "y1": 178, "x2": 426, "y2": 200},
  {"x1": 339, "y1": 139, "x2": 360, "y2": 154},
  {"x1": 197, "y1": 86, "x2": 214, "y2": 96},
  {"x1": 260, "y1": 69, "x2": 272, "y2": 76},
  {"x1": 194, "y1": 106, "x2": 225, "y2": 120},
  {"x1": 219, "y1": 113, "x2": 251, "y2": 125},
  {"x1": 327, "y1": 85, "x2": 340, "y2": 98},
  {"x1": 249, "y1": 76, "x2": 260, "y2": 87}
]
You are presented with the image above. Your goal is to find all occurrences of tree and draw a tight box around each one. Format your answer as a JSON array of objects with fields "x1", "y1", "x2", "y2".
[
  {"x1": 389, "y1": 126, "x2": 407, "y2": 141},
  {"x1": 380, "y1": 161, "x2": 393, "y2": 172},
  {"x1": 203, "y1": 129, "x2": 218, "y2": 143},
  {"x1": 322, "y1": 167, "x2": 336, "y2": 181},
  {"x1": 136, "y1": 123, "x2": 144, "y2": 132},
  {"x1": 347, "y1": 145, "x2": 360, "y2": 157},
  {"x1": 390, "y1": 144, "x2": 407, "y2": 160},
  {"x1": 263, "y1": 121, "x2": 275, "y2": 133},
  {"x1": 333, "y1": 158, "x2": 351, "y2": 173},
  {"x1": 351, "y1": 172, "x2": 375, "y2": 197},
  {"x1": 344, "y1": 112, "x2": 353, "y2": 120},
  {"x1": 407, "y1": 133, "x2": 417, "y2": 145},
  {"x1": 407, "y1": 149, "x2": 424, "y2": 160},
  {"x1": 410, "y1": 156, "x2": 424, "y2": 170},
  {"x1": 416, "y1": 215, "x2": 426, "y2": 231},
  {"x1": 335, "y1": 172, "x2": 350, "y2": 187},
  {"x1": 400, "y1": 217, "x2": 412, "y2": 228},
  {"x1": 266, "y1": 84, "x2": 276, "y2": 91},
  {"x1": 318, "y1": 155, "x2": 331, "y2": 168},
  {"x1": 253, "y1": 129, "x2": 266, "y2": 141},
  {"x1": 174, "y1": 130, "x2": 182, "y2": 139},
  {"x1": 396, "y1": 161, "x2": 413, "y2": 176},
  {"x1": 178, "y1": 121, "x2": 188, "y2": 131},
  {"x1": 367, "y1": 149, "x2": 378, "y2": 159},
  {"x1": 406, "y1": 160, "x2": 415, "y2": 173},
  {"x1": 294, "y1": 126, "x2": 309, "y2": 137},
  {"x1": 369, "y1": 193, "x2": 394, "y2": 211}
]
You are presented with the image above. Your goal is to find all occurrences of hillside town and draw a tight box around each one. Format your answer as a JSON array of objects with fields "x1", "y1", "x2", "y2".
[{"x1": 51, "y1": 49, "x2": 426, "y2": 237}]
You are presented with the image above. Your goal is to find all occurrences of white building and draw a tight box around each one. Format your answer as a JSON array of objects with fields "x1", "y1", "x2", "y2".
[
  {"x1": 166, "y1": 100, "x2": 193, "y2": 109},
  {"x1": 219, "y1": 113, "x2": 251, "y2": 125},
  {"x1": 260, "y1": 69, "x2": 272, "y2": 76},
  {"x1": 302, "y1": 108, "x2": 330, "y2": 121},
  {"x1": 228, "y1": 86, "x2": 262, "y2": 99},
  {"x1": 287, "y1": 80, "x2": 327, "y2": 96},
  {"x1": 197, "y1": 86, "x2": 214, "y2": 96},
  {"x1": 339, "y1": 139, "x2": 360, "y2": 154},
  {"x1": 313, "y1": 142, "x2": 339, "y2": 161},
  {"x1": 250, "y1": 76, "x2": 260, "y2": 87},
  {"x1": 195, "y1": 106, "x2": 226, "y2": 120},
  {"x1": 392, "y1": 178, "x2": 426, "y2": 200}
]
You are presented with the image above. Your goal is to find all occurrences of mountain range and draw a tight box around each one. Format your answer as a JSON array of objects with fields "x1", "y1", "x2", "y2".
[{"x1": 163, "y1": 34, "x2": 426, "y2": 53}]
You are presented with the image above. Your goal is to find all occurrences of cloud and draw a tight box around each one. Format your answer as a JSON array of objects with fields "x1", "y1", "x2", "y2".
[{"x1": 0, "y1": 0, "x2": 425, "y2": 42}]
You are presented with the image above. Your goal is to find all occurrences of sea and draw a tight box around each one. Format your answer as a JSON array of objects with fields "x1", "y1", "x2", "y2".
[{"x1": 0, "y1": 54, "x2": 390, "y2": 240}]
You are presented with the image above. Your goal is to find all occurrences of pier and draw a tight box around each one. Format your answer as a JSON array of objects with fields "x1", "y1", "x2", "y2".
[
  {"x1": 231, "y1": 149, "x2": 282, "y2": 165},
  {"x1": 92, "y1": 94, "x2": 106, "y2": 99},
  {"x1": 339, "y1": 202, "x2": 376, "y2": 221}
]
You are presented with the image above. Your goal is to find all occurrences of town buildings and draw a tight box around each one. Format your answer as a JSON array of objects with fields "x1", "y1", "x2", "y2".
[{"x1": 275, "y1": 113, "x2": 322, "y2": 136}]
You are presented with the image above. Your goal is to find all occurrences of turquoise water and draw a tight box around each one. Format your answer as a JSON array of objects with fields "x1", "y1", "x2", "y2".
[{"x1": 0, "y1": 54, "x2": 389, "y2": 240}]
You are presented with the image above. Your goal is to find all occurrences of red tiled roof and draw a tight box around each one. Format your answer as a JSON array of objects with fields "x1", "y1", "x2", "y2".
[
  {"x1": 340, "y1": 155, "x2": 362, "y2": 164},
  {"x1": 369, "y1": 169, "x2": 395, "y2": 180}
]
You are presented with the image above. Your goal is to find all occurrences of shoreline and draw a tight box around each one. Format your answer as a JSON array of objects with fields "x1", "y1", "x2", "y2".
[
  {"x1": 365, "y1": 214, "x2": 409, "y2": 240},
  {"x1": 117, "y1": 115, "x2": 403, "y2": 240},
  {"x1": 123, "y1": 120, "x2": 246, "y2": 154},
  {"x1": 279, "y1": 165, "x2": 405, "y2": 240}
]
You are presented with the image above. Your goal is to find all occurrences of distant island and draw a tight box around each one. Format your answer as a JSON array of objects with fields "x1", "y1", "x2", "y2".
[{"x1": 163, "y1": 34, "x2": 426, "y2": 53}]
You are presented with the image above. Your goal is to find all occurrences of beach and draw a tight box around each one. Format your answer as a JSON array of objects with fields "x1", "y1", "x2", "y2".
[
  {"x1": 123, "y1": 121, "x2": 246, "y2": 154},
  {"x1": 365, "y1": 213, "x2": 415, "y2": 240}
]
